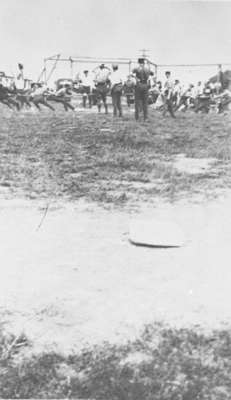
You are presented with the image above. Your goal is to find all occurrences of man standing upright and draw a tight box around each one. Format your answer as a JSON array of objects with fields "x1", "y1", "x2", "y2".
[
  {"x1": 124, "y1": 75, "x2": 136, "y2": 107},
  {"x1": 218, "y1": 64, "x2": 225, "y2": 92},
  {"x1": 163, "y1": 71, "x2": 176, "y2": 118},
  {"x1": 81, "y1": 70, "x2": 93, "y2": 108},
  {"x1": 172, "y1": 79, "x2": 182, "y2": 107},
  {"x1": 15, "y1": 63, "x2": 25, "y2": 91},
  {"x1": 94, "y1": 64, "x2": 111, "y2": 113},
  {"x1": 132, "y1": 58, "x2": 150, "y2": 121},
  {"x1": 110, "y1": 64, "x2": 123, "y2": 117}
]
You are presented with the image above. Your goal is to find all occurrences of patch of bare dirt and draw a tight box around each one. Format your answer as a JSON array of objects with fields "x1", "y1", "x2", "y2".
[
  {"x1": 173, "y1": 154, "x2": 217, "y2": 174},
  {"x1": 1, "y1": 194, "x2": 231, "y2": 354}
]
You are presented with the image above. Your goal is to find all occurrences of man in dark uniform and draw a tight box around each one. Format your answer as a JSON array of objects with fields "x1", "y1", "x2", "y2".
[
  {"x1": 110, "y1": 64, "x2": 123, "y2": 117},
  {"x1": 132, "y1": 58, "x2": 150, "y2": 121},
  {"x1": 124, "y1": 75, "x2": 136, "y2": 107}
]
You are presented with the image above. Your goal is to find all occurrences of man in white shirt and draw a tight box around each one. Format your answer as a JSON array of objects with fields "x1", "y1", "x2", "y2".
[
  {"x1": 55, "y1": 84, "x2": 75, "y2": 111},
  {"x1": 81, "y1": 70, "x2": 93, "y2": 108},
  {"x1": 31, "y1": 83, "x2": 47, "y2": 97},
  {"x1": 148, "y1": 71, "x2": 156, "y2": 89},
  {"x1": 172, "y1": 79, "x2": 182, "y2": 107},
  {"x1": 195, "y1": 81, "x2": 204, "y2": 97},
  {"x1": 163, "y1": 71, "x2": 175, "y2": 118},
  {"x1": 94, "y1": 64, "x2": 111, "y2": 84},
  {"x1": 31, "y1": 83, "x2": 55, "y2": 111},
  {"x1": 93, "y1": 64, "x2": 111, "y2": 113},
  {"x1": 110, "y1": 64, "x2": 123, "y2": 117}
]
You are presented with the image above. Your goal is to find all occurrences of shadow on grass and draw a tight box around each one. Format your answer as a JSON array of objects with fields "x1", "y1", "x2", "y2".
[{"x1": 1, "y1": 323, "x2": 231, "y2": 399}]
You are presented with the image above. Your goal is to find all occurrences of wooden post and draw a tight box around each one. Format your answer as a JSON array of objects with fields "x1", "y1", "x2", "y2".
[
  {"x1": 128, "y1": 60, "x2": 132, "y2": 75},
  {"x1": 70, "y1": 58, "x2": 73, "y2": 79},
  {"x1": 217, "y1": 64, "x2": 220, "y2": 82},
  {"x1": 43, "y1": 60, "x2": 47, "y2": 84},
  {"x1": 155, "y1": 64, "x2": 158, "y2": 79}
]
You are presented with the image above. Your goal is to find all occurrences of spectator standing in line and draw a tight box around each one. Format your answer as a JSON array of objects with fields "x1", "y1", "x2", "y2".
[
  {"x1": 132, "y1": 58, "x2": 151, "y2": 121},
  {"x1": 80, "y1": 70, "x2": 93, "y2": 108},
  {"x1": 163, "y1": 71, "x2": 176, "y2": 118},
  {"x1": 110, "y1": 64, "x2": 123, "y2": 117}
]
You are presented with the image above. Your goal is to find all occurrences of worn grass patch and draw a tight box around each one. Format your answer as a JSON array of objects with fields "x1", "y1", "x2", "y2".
[
  {"x1": 0, "y1": 109, "x2": 231, "y2": 205},
  {"x1": 1, "y1": 323, "x2": 231, "y2": 398}
]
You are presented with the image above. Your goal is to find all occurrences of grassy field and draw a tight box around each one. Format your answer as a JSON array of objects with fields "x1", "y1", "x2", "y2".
[
  {"x1": 1, "y1": 106, "x2": 231, "y2": 398},
  {"x1": 1, "y1": 323, "x2": 231, "y2": 399},
  {"x1": 0, "y1": 107, "x2": 231, "y2": 206}
]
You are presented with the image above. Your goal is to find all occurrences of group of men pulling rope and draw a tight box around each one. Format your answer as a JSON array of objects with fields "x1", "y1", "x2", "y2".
[
  {"x1": 0, "y1": 59, "x2": 229, "y2": 120},
  {"x1": 0, "y1": 80, "x2": 75, "y2": 112}
]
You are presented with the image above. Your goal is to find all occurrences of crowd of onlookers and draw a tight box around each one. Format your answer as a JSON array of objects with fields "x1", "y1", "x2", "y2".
[{"x1": 73, "y1": 62, "x2": 229, "y2": 117}]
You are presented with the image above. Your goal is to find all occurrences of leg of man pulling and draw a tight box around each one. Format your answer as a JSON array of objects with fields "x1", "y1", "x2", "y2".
[
  {"x1": 135, "y1": 86, "x2": 141, "y2": 120},
  {"x1": 111, "y1": 90, "x2": 117, "y2": 116},
  {"x1": 83, "y1": 93, "x2": 87, "y2": 108},
  {"x1": 88, "y1": 93, "x2": 92, "y2": 108},
  {"x1": 166, "y1": 98, "x2": 175, "y2": 118},
  {"x1": 142, "y1": 84, "x2": 149, "y2": 121},
  {"x1": 116, "y1": 92, "x2": 122, "y2": 117}
]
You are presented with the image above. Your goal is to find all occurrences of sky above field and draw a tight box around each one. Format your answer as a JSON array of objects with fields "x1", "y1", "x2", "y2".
[{"x1": 0, "y1": 0, "x2": 231, "y2": 83}]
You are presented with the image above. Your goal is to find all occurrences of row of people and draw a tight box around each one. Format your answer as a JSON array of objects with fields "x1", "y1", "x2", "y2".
[
  {"x1": 77, "y1": 62, "x2": 226, "y2": 119},
  {"x1": 147, "y1": 72, "x2": 228, "y2": 115},
  {"x1": 0, "y1": 81, "x2": 75, "y2": 112},
  {"x1": 77, "y1": 58, "x2": 154, "y2": 120},
  {"x1": 0, "y1": 60, "x2": 228, "y2": 117}
]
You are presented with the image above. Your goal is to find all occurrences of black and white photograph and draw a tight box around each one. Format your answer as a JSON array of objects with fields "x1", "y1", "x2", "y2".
[{"x1": 1, "y1": 0, "x2": 231, "y2": 398}]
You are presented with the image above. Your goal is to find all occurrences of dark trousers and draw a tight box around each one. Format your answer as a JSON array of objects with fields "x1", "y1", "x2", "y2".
[
  {"x1": 177, "y1": 95, "x2": 189, "y2": 111},
  {"x1": 82, "y1": 86, "x2": 92, "y2": 108},
  {"x1": 163, "y1": 97, "x2": 175, "y2": 118},
  {"x1": 194, "y1": 97, "x2": 210, "y2": 113},
  {"x1": 32, "y1": 95, "x2": 55, "y2": 111},
  {"x1": 47, "y1": 95, "x2": 74, "y2": 111},
  {"x1": 135, "y1": 83, "x2": 149, "y2": 121},
  {"x1": 126, "y1": 94, "x2": 133, "y2": 107},
  {"x1": 111, "y1": 89, "x2": 122, "y2": 116},
  {"x1": 95, "y1": 83, "x2": 108, "y2": 113},
  {"x1": 218, "y1": 97, "x2": 231, "y2": 113}
]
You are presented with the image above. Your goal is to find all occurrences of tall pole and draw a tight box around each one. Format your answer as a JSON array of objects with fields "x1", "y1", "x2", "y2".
[
  {"x1": 218, "y1": 63, "x2": 225, "y2": 91},
  {"x1": 139, "y1": 49, "x2": 150, "y2": 59},
  {"x1": 128, "y1": 60, "x2": 132, "y2": 74},
  {"x1": 46, "y1": 54, "x2": 61, "y2": 83},
  {"x1": 70, "y1": 57, "x2": 74, "y2": 79},
  {"x1": 43, "y1": 59, "x2": 47, "y2": 84}
]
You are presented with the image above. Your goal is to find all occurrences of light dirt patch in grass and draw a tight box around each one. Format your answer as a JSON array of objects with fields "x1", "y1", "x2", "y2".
[{"x1": 173, "y1": 154, "x2": 217, "y2": 174}]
